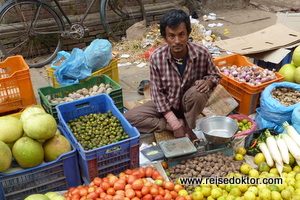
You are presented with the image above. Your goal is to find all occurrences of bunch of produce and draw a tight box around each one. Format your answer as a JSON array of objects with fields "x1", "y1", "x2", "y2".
[
  {"x1": 0, "y1": 106, "x2": 71, "y2": 172},
  {"x1": 61, "y1": 166, "x2": 189, "y2": 200},
  {"x1": 246, "y1": 122, "x2": 300, "y2": 176},
  {"x1": 233, "y1": 118, "x2": 253, "y2": 133},
  {"x1": 271, "y1": 87, "x2": 300, "y2": 106},
  {"x1": 46, "y1": 83, "x2": 114, "y2": 104},
  {"x1": 165, "y1": 151, "x2": 244, "y2": 183},
  {"x1": 278, "y1": 45, "x2": 300, "y2": 83},
  {"x1": 218, "y1": 64, "x2": 277, "y2": 86},
  {"x1": 67, "y1": 110, "x2": 129, "y2": 151},
  {"x1": 25, "y1": 192, "x2": 66, "y2": 200}
]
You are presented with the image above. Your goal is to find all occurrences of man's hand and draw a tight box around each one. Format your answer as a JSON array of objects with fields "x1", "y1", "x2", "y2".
[
  {"x1": 173, "y1": 126, "x2": 186, "y2": 138},
  {"x1": 195, "y1": 80, "x2": 213, "y2": 93}
]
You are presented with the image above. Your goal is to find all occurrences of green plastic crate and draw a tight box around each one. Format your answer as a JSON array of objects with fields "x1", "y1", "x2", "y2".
[{"x1": 38, "y1": 75, "x2": 123, "y2": 122}]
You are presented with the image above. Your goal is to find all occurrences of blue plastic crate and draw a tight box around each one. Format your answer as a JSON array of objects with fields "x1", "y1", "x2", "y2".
[
  {"x1": 0, "y1": 126, "x2": 82, "y2": 200},
  {"x1": 56, "y1": 93, "x2": 140, "y2": 184}
]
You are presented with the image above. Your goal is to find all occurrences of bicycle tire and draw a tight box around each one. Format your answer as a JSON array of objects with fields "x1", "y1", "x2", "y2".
[
  {"x1": 0, "y1": 0, "x2": 65, "y2": 68},
  {"x1": 100, "y1": 0, "x2": 147, "y2": 42}
]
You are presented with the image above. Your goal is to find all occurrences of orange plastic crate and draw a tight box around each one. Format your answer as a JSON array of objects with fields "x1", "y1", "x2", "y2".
[
  {"x1": 47, "y1": 58, "x2": 119, "y2": 87},
  {"x1": 0, "y1": 56, "x2": 36, "y2": 114},
  {"x1": 214, "y1": 54, "x2": 284, "y2": 115}
]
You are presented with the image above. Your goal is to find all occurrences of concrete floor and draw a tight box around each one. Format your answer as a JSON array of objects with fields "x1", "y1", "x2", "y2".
[{"x1": 28, "y1": 3, "x2": 284, "y2": 145}]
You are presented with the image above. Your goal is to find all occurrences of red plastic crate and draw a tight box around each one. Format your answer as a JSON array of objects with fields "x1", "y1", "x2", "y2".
[
  {"x1": 214, "y1": 54, "x2": 284, "y2": 115},
  {"x1": 0, "y1": 56, "x2": 36, "y2": 114}
]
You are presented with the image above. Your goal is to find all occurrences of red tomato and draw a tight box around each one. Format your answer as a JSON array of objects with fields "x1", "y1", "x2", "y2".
[
  {"x1": 185, "y1": 195, "x2": 192, "y2": 200},
  {"x1": 170, "y1": 191, "x2": 179, "y2": 199},
  {"x1": 144, "y1": 181, "x2": 153, "y2": 187},
  {"x1": 88, "y1": 186, "x2": 96, "y2": 193},
  {"x1": 131, "y1": 169, "x2": 142, "y2": 178},
  {"x1": 158, "y1": 188, "x2": 165, "y2": 196},
  {"x1": 71, "y1": 188, "x2": 80, "y2": 196},
  {"x1": 96, "y1": 186, "x2": 104, "y2": 194},
  {"x1": 100, "y1": 192, "x2": 107, "y2": 199},
  {"x1": 142, "y1": 194, "x2": 153, "y2": 200},
  {"x1": 155, "y1": 176, "x2": 164, "y2": 181},
  {"x1": 80, "y1": 196, "x2": 87, "y2": 200},
  {"x1": 79, "y1": 187, "x2": 88, "y2": 197},
  {"x1": 101, "y1": 182, "x2": 111, "y2": 191},
  {"x1": 86, "y1": 192, "x2": 98, "y2": 199},
  {"x1": 106, "y1": 188, "x2": 116, "y2": 196},
  {"x1": 132, "y1": 197, "x2": 140, "y2": 200},
  {"x1": 144, "y1": 167, "x2": 153, "y2": 177},
  {"x1": 135, "y1": 191, "x2": 143, "y2": 199},
  {"x1": 151, "y1": 171, "x2": 161, "y2": 180},
  {"x1": 164, "y1": 192, "x2": 172, "y2": 200},
  {"x1": 68, "y1": 187, "x2": 77, "y2": 193},
  {"x1": 141, "y1": 185, "x2": 150, "y2": 195},
  {"x1": 125, "y1": 188, "x2": 135, "y2": 199},
  {"x1": 112, "y1": 194, "x2": 125, "y2": 200},
  {"x1": 124, "y1": 169, "x2": 132, "y2": 175},
  {"x1": 174, "y1": 184, "x2": 183, "y2": 192},
  {"x1": 71, "y1": 193, "x2": 80, "y2": 200},
  {"x1": 175, "y1": 196, "x2": 186, "y2": 200},
  {"x1": 108, "y1": 175, "x2": 119, "y2": 186},
  {"x1": 163, "y1": 181, "x2": 174, "y2": 191},
  {"x1": 138, "y1": 168, "x2": 146, "y2": 178},
  {"x1": 154, "y1": 195, "x2": 164, "y2": 200},
  {"x1": 150, "y1": 187, "x2": 159, "y2": 196},
  {"x1": 104, "y1": 194, "x2": 113, "y2": 200},
  {"x1": 115, "y1": 190, "x2": 125, "y2": 196},
  {"x1": 113, "y1": 180, "x2": 125, "y2": 190},
  {"x1": 132, "y1": 179, "x2": 144, "y2": 190},
  {"x1": 124, "y1": 184, "x2": 132, "y2": 190},
  {"x1": 127, "y1": 175, "x2": 138, "y2": 184},
  {"x1": 94, "y1": 177, "x2": 102, "y2": 186}
]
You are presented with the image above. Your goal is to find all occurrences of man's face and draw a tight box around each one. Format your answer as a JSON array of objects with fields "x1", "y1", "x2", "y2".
[{"x1": 164, "y1": 22, "x2": 189, "y2": 58}]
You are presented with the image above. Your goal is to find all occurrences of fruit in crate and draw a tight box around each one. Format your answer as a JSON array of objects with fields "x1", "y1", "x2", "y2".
[
  {"x1": 0, "y1": 141, "x2": 12, "y2": 172},
  {"x1": 12, "y1": 136, "x2": 44, "y2": 168},
  {"x1": 20, "y1": 105, "x2": 46, "y2": 122},
  {"x1": 25, "y1": 194, "x2": 50, "y2": 200},
  {"x1": 43, "y1": 134, "x2": 71, "y2": 162},
  {"x1": 278, "y1": 63, "x2": 296, "y2": 82},
  {"x1": 0, "y1": 116, "x2": 23, "y2": 143},
  {"x1": 23, "y1": 113, "x2": 57, "y2": 140}
]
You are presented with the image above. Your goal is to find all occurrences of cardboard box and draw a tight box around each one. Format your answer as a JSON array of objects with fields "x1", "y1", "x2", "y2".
[{"x1": 215, "y1": 13, "x2": 300, "y2": 68}]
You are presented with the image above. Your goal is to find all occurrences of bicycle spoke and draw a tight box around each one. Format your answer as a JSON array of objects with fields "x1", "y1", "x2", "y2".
[
  {"x1": 101, "y1": 0, "x2": 147, "y2": 42},
  {"x1": 0, "y1": 0, "x2": 64, "y2": 67}
]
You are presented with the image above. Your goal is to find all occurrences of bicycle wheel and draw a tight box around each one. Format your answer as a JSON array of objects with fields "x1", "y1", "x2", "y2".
[
  {"x1": 0, "y1": 0, "x2": 64, "y2": 68},
  {"x1": 100, "y1": 0, "x2": 147, "y2": 42}
]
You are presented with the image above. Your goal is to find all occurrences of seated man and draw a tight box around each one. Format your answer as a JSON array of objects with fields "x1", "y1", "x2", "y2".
[{"x1": 124, "y1": 9, "x2": 222, "y2": 140}]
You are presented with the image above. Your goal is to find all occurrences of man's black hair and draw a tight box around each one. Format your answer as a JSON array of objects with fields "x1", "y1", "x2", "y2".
[{"x1": 160, "y1": 9, "x2": 192, "y2": 38}]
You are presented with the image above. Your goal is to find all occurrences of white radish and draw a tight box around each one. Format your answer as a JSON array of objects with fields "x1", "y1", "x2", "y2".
[
  {"x1": 282, "y1": 121, "x2": 300, "y2": 148},
  {"x1": 265, "y1": 131, "x2": 283, "y2": 167},
  {"x1": 258, "y1": 142, "x2": 274, "y2": 167},
  {"x1": 276, "y1": 135, "x2": 290, "y2": 164},
  {"x1": 296, "y1": 159, "x2": 300, "y2": 166},
  {"x1": 275, "y1": 162, "x2": 283, "y2": 177},
  {"x1": 281, "y1": 133, "x2": 300, "y2": 160}
]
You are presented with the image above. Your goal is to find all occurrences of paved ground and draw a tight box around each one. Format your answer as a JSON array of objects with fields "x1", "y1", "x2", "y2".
[{"x1": 29, "y1": 2, "x2": 291, "y2": 144}]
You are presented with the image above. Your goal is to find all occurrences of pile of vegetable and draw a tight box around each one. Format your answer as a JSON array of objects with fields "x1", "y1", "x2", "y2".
[
  {"x1": 62, "y1": 166, "x2": 188, "y2": 200},
  {"x1": 218, "y1": 65, "x2": 277, "y2": 86},
  {"x1": 246, "y1": 122, "x2": 300, "y2": 176},
  {"x1": 67, "y1": 110, "x2": 129, "y2": 151},
  {"x1": 271, "y1": 87, "x2": 300, "y2": 106},
  {"x1": 46, "y1": 83, "x2": 114, "y2": 104},
  {"x1": 165, "y1": 151, "x2": 243, "y2": 183}
]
